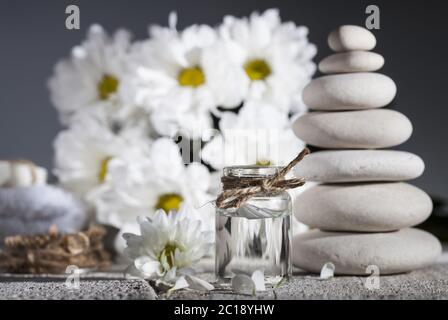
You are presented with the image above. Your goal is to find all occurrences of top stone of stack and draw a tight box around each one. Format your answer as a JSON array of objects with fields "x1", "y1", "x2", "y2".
[{"x1": 328, "y1": 25, "x2": 376, "y2": 52}]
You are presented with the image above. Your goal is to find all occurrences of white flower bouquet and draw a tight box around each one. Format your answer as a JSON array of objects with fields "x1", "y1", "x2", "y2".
[{"x1": 49, "y1": 9, "x2": 316, "y2": 260}]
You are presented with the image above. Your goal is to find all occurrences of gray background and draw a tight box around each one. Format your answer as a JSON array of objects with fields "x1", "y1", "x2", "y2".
[{"x1": 0, "y1": 0, "x2": 447, "y2": 197}]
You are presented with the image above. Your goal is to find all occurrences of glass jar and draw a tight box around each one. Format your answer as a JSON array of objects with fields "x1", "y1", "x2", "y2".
[{"x1": 215, "y1": 166, "x2": 292, "y2": 285}]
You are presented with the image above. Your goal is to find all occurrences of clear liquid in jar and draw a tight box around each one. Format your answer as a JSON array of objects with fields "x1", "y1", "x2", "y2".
[{"x1": 215, "y1": 195, "x2": 292, "y2": 286}]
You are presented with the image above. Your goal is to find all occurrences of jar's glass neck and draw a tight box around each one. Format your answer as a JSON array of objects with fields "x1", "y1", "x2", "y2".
[{"x1": 223, "y1": 166, "x2": 281, "y2": 178}]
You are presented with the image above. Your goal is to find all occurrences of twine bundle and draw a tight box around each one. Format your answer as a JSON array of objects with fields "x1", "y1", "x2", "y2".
[
  {"x1": 216, "y1": 148, "x2": 310, "y2": 209},
  {"x1": 0, "y1": 226, "x2": 111, "y2": 274}
]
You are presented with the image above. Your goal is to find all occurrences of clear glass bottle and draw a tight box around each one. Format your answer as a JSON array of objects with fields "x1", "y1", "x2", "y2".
[{"x1": 215, "y1": 166, "x2": 292, "y2": 286}]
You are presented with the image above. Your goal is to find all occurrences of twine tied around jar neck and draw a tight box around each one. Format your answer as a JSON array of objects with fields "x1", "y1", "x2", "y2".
[{"x1": 216, "y1": 148, "x2": 310, "y2": 209}]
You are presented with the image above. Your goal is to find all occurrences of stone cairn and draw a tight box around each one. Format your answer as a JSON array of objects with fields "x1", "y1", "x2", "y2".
[{"x1": 291, "y1": 25, "x2": 441, "y2": 275}]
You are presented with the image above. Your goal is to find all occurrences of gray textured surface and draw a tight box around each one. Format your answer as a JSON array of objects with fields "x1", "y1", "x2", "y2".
[
  {"x1": 1, "y1": 263, "x2": 448, "y2": 300},
  {"x1": 0, "y1": 272, "x2": 156, "y2": 300},
  {"x1": 165, "y1": 264, "x2": 448, "y2": 300}
]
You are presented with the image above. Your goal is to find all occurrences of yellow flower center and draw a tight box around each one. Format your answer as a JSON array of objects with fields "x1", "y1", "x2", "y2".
[
  {"x1": 155, "y1": 193, "x2": 183, "y2": 213},
  {"x1": 98, "y1": 157, "x2": 112, "y2": 183},
  {"x1": 177, "y1": 66, "x2": 205, "y2": 87},
  {"x1": 256, "y1": 159, "x2": 272, "y2": 166},
  {"x1": 98, "y1": 74, "x2": 119, "y2": 100},
  {"x1": 244, "y1": 59, "x2": 271, "y2": 81},
  {"x1": 159, "y1": 243, "x2": 178, "y2": 269}
]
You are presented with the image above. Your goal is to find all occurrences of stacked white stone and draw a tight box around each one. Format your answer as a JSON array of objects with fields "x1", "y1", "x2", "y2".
[{"x1": 291, "y1": 25, "x2": 441, "y2": 275}]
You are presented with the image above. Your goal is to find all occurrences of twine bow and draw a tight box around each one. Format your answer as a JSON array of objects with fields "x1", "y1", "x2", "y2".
[{"x1": 216, "y1": 148, "x2": 310, "y2": 209}]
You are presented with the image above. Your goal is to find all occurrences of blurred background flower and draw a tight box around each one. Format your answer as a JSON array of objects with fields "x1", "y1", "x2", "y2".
[
  {"x1": 219, "y1": 9, "x2": 317, "y2": 114},
  {"x1": 48, "y1": 24, "x2": 137, "y2": 126},
  {"x1": 48, "y1": 8, "x2": 316, "y2": 253}
]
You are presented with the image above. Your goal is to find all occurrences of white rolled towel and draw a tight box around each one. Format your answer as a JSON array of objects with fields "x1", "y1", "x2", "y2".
[
  {"x1": 0, "y1": 160, "x2": 47, "y2": 187},
  {"x1": 0, "y1": 185, "x2": 86, "y2": 241}
]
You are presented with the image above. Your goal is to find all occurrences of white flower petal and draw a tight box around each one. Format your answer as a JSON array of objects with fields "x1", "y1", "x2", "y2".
[
  {"x1": 251, "y1": 270, "x2": 266, "y2": 291},
  {"x1": 185, "y1": 163, "x2": 211, "y2": 193},
  {"x1": 184, "y1": 275, "x2": 214, "y2": 291},
  {"x1": 164, "y1": 266, "x2": 178, "y2": 282},
  {"x1": 320, "y1": 262, "x2": 336, "y2": 280},
  {"x1": 167, "y1": 276, "x2": 189, "y2": 297},
  {"x1": 124, "y1": 262, "x2": 146, "y2": 279},
  {"x1": 134, "y1": 256, "x2": 162, "y2": 278},
  {"x1": 168, "y1": 11, "x2": 178, "y2": 30}
]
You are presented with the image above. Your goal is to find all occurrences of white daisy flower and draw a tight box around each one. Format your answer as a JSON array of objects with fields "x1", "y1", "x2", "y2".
[
  {"x1": 219, "y1": 8, "x2": 317, "y2": 113},
  {"x1": 53, "y1": 112, "x2": 151, "y2": 200},
  {"x1": 129, "y1": 13, "x2": 248, "y2": 137},
  {"x1": 48, "y1": 24, "x2": 135, "y2": 125},
  {"x1": 201, "y1": 100, "x2": 305, "y2": 169},
  {"x1": 90, "y1": 138, "x2": 215, "y2": 236},
  {"x1": 123, "y1": 206, "x2": 214, "y2": 282}
]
